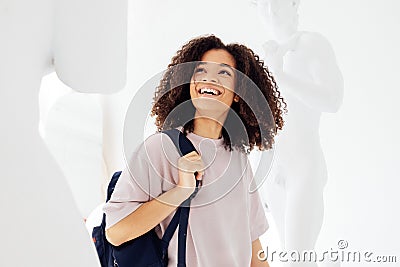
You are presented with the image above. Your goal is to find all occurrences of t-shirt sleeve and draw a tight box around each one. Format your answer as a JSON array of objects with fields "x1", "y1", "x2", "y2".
[
  {"x1": 102, "y1": 167, "x2": 146, "y2": 230},
  {"x1": 249, "y1": 188, "x2": 269, "y2": 241},
  {"x1": 246, "y1": 160, "x2": 269, "y2": 241},
  {"x1": 103, "y1": 138, "x2": 165, "y2": 230}
]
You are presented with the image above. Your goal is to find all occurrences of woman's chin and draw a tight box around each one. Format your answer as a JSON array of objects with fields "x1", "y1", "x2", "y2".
[{"x1": 192, "y1": 99, "x2": 230, "y2": 123}]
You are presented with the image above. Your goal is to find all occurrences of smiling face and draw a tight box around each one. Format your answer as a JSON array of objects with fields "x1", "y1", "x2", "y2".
[{"x1": 190, "y1": 49, "x2": 237, "y2": 122}]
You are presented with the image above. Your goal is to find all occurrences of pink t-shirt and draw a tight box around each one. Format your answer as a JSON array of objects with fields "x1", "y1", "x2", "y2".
[{"x1": 103, "y1": 131, "x2": 268, "y2": 266}]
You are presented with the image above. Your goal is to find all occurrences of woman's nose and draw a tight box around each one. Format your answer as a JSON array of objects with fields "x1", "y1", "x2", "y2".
[{"x1": 202, "y1": 75, "x2": 218, "y2": 83}]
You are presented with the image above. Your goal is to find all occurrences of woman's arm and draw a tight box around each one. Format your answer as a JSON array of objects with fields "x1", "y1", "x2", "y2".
[
  {"x1": 105, "y1": 186, "x2": 192, "y2": 246},
  {"x1": 251, "y1": 238, "x2": 270, "y2": 267},
  {"x1": 106, "y1": 151, "x2": 203, "y2": 246}
]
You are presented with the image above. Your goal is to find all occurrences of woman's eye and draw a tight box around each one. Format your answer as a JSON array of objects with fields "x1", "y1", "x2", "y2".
[
  {"x1": 194, "y1": 67, "x2": 205, "y2": 73},
  {"x1": 219, "y1": 70, "x2": 232, "y2": 76}
]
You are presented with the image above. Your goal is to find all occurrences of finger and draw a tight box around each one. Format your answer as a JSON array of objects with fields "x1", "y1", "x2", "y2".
[
  {"x1": 191, "y1": 159, "x2": 204, "y2": 168},
  {"x1": 184, "y1": 155, "x2": 201, "y2": 163},
  {"x1": 179, "y1": 155, "x2": 200, "y2": 163},
  {"x1": 184, "y1": 151, "x2": 199, "y2": 158},
  {"x1": 195, "y1": 171, "x2": 203, "y2": 181},
  {"x1": 179, "y1": 163, "x2": 203, "y2": 173},
  {"x1": 183, "y1": 157, "x2": 203, "y2": 166}
]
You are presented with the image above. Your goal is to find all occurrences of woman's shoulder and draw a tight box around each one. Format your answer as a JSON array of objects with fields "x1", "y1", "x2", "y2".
[
  {"x1": 143, "y1": 131, "x2": 183, "y2": 150},
  {"x1": 142, "y1": 131, "x2": 165, "y2": 148},
  {"x1": 137, "y1": 131, "x2": 181, "y2": 163}
]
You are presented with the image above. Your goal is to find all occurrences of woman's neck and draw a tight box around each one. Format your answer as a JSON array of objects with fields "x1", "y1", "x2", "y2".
[{"x1": 192, "y1": 117, "x2": 223, "y2": 139}]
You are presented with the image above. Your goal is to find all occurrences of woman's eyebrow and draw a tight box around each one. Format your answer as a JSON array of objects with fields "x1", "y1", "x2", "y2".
[
  {"x1": 196, "y1": 62, "x2": 235, "y2": 73},
  {"x1": 219, "y1": 63, "x2": 235, "y2": 72}
]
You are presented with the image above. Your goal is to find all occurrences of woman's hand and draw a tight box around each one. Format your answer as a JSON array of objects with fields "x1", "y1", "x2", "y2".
[
  {"x1": 106, "y1": 153, "x2": 204, "y2": 246},
  {"x1": 177, "y1": 151, "x2": 204, "y2": 194}
]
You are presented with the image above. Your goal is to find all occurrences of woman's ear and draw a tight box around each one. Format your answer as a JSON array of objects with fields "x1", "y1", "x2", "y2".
[{"x1": 234, "y1": 95, "x2": 240, "y2": 102}]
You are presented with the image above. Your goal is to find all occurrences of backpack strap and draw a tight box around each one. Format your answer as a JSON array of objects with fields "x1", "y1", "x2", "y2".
[
  {"x1": 163, "y1": 129, "x2": 197, "y2": 157},
  {"x1": 176, "y1": 204, "x2": 190, "y2": 267},
  {"x1": 96, "y1": 171, "x2": 123, "y2": 267},
  {"x1": 161, "y1": 129, "x2": 201, "y2": 267},
  {"x1": 162, "y1": 128, "x2": 202, "y2": 198},
  {"x1": 107, "y1": 171, "x2": 122, "y2": 202},
  {"x1": 100, "y1": 170, "x2": 123, "y2": 242}
]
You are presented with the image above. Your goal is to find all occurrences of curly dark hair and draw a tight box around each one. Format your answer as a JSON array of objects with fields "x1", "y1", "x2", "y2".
[{"x1": 151, "y1": 35, "x2": 286, "y2": 153}]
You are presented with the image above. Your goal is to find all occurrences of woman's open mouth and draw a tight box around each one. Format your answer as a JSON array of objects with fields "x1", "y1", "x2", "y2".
[{"x1": 198, "y1": 87, "x2": 222, "y2": 96}]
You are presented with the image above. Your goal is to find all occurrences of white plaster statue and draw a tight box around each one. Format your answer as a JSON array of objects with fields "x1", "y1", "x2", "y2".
[
  {"x1": 98, "y1": 93, "x2": 129, "y2": 182},
  {"x1": 253, "y1": 0, "x2": 344, "y2": 266},
  {"x1": 0, "y1": 0, "x2": 127, "y2": 266}
]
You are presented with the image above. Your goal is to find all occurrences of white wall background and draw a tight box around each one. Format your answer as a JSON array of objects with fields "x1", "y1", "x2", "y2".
[{"x1": 40, "y1": 0, "x2": 400, "y2": 266}]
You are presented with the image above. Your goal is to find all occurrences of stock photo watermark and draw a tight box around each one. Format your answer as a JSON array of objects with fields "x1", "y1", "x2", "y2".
[{"x1": 257, "y1": 240, "x2": 398, "y2": 264}]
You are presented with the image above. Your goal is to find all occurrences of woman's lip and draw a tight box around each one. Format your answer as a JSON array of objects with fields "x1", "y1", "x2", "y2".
[{"x1": 197, "y1": 85, "x2": 223, "y2": 96}]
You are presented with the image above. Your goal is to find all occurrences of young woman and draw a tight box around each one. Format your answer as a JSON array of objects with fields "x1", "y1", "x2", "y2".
[{"x1": 104, "y1": 35, "x2": 285, "y2": 267}]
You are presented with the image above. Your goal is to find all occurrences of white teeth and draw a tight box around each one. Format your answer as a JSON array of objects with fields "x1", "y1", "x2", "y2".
[{"x1": 199, "y1": 87, "x2": 220, "y2": 96}]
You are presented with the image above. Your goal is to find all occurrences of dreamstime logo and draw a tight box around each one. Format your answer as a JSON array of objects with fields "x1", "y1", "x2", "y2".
[
  {"x1": 337, "y1": 239, "x2": 348, "y2": 249},
  {"x1": 122, "y1": 62, "x2": 277, "y2": 206},
  {"x1": 257, "y1": 240, "x2": 398, "y2": 264}
]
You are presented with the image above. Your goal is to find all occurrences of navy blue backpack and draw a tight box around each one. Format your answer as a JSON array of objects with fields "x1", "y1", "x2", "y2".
[{"x1": 92, "y1": 129, "x2": 201, "y2": 267}]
